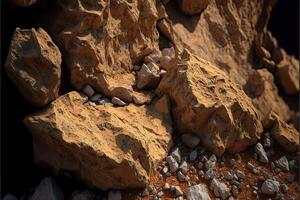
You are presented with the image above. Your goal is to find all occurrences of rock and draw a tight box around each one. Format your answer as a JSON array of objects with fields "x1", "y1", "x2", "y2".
[
  {"x1": 157, "y1": 19, "x2": 174, "y2": 42},
  {"x1": 276, "y1": 55, "x2": 299, "y2": 95},
  {"x1": 271, "y1": 117, "x2": 299, "y2": 152},
  {"x1": 11, "y1": 0, "x2": 39, "y2": 7},
  {"x1": 254, "y1": 143, "x2": 268, "y2": 164},
  {"x1": 49, "y1": 0, "x2": 159, "y2": 101},
  {"x1": 224, "y1": 172, "x2": 233, "y2": 181},
  {"x1": 133, "y1": 65, "x2": 141, "y2": 71},
  {"x1": 166, "y1": 156, "x2": 179, "y2": 173},
  {"x1": 163, "y1": 183, "x2": 170, "y2": 190},
  {"x1": 82, "y1": 85, "x2": 95, "y2": 97},
  {"x1": 157, "y1": 191, "x2": 164, "y2": 197},
  {"x1": 186, "y1": 184, "x2": 211, "y2": 200},
  {"x1": 32, "y1": 177, "x2": 64, "y2": 200},
  {"x1": 231, "y1": 186, "x2": 239, "y2": 197},
  {"x1": 176, "y1": 0, "x2": 210, "y2": 15},
  {"x1": 111, "y1": 97, "x2": 126, "y2": 106},
  {"x1": 177, "y1": 171, "x2": 187, "y2": 182},
  {"x1": 5, "y1": 27, "x2": 61, "y2": 107},
  {"x1": 132, "y1": 91, "x2": 153, "y2": 105},
  {"x1": 98, "y1": 98, "x2": 111, "y2": 105},
  {"x1": 235, "y1": 170, "x2": 246, "y2": 180},
  {"x1": 181, "y1": 133, "x2": 201, "y2": 149},
  {"x1": 262, "y1": 132, "x2": 272, "y2": 148},
  {"x1": 281, "y1": 184, "x2": 288, "y2": 193},
  {"x1": 210, "y1": 178, "x2": 231, "y2": 200},
  {"x1": 108, "y1": 190, "x2": 121, "y2": 200},
  {"x1": 24, "y1": 92, "x2": 172, "y2": 190},
  {"x1": 204, "y1": 168, "x2": 215, "y2": 180},
  {"x1": 205, "y1": 155, "x2": 217, "y2": 170},
  {"x1": 170, "y1": 147, "x2": 182, "y2": 164},
  {"x1": 160, "y1": 56, "x2": 172, "y2": 69},
  {"x1": 2, "y1": 194, "x2": 17, "y2": 200},
  {"x1": 261, "y1": 179, "x2": 280, "y2": 195},
  {"x1": 179, "y1": 161, "x2": 188, "y2": 174},
  {"x1": 289, "y1": 160, "x2": 298, "y2": 171},
  {"x1": 174, "y1": 186, "x2": 183, "y2": 197},
  {"x1": 90, "y1": 94, "x2": 102, "y2": 102},
  {"x1": 137, "y1": 63, "x2": 161, "y2": 90},
  {"x1": 275, "y1": 156, "x2": 289, "y2": 172},
  {"x1": 189, "y1": 150, "x2": 198, "y2": 161},
  {"x1": 72, "y1": 190, "x2": 97, "y2": 200},
  {"x1": 156, "y1": 53, "x2": 263, "y2": 156},
  {"x1": 287, "y1": 174, "x2": 296, "y2": 183}
]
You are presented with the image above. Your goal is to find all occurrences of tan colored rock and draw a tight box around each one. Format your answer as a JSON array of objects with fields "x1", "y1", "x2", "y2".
[
  {"x1": 5, "y1": 28, "x2": 61, "y2": 107},
  {"x1": 49, "y1": 0, "x2": 160, "y2": 102},
  {"x1": 157, "y1": 18, "x2": 174, "y2": 42},
  {"x1": 11, "y1": 0, "x2": 39, "y2": 7},
  {"x1": 271, "y1": 116, "x2": 299, "y2": 152},
  {"x1": 137, "y1": 63, "x2": 161, "y2": 90},
  {"x1": 176, "y1": 0, "x2": 210, "y2": 15},
  {"x1": 276, "y1": 55, "x2": 299, "y2": 95},
  {"x1": 244, "y1": 69, "x2": 291, "y2": 126},
  {"x1": 132, "y1": 91, "x2": 154, "y2": 105},
  {"x1": 24, "y1": 91, "x2": 172, "y2": 190},
  {"x1": 156, "y1": 52, "x2": 263, "y2": 156}
]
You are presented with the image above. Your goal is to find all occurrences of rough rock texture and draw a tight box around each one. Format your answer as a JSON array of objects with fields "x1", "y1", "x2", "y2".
[
  {"x1": 176, "y1": 0, "x2": 210, "y2": 15},
  {"x1": 186, "y1": 184, "x2": 211, "y2": 200},
  {"x1": 11, "y1": 0, "x2": 39, "y2": 7},
  {"x1": 48, "y1": 0, "x2": 160, "y2": 102},
  {"x1": 5, "y1": 28, "x2": 61, "y2": 107},
  {"x1": 24, "y1": 91, "x2": 172, "y2": 190},
  {"x1": 156, "y1": 51, "x2": 263, "y2": 156},
  {"x1": 244, "y1": 69, "x2": 291, "y2": 126},
  {"x1": 271, "y1": 116, "x2": 299, "y2": 152}
]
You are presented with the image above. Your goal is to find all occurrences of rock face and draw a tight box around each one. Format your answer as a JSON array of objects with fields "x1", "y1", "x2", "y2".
[
  {"x1": 156, "y1": 52, "x2": 263, "y2": 156},
  {"x1": 5, "y1": 28, "x2": 62, "y2": 107},
  {"x1": 271, "y1": 117, "x2": 299, "y2": 152},
  {"x1": 176, "y1": 0, "x2": 210, "y2": 15},
  {"x1": 24, "y1": 91, "x2": 172, "y2": 190},
  {"x1": 49, "y1": 0, "x2": 160, "y2": 102}
]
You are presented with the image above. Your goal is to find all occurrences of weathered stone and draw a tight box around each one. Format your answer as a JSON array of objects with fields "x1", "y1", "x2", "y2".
[
  {"x1": 137, "y1": 63, "x2": 161, "y2": 90},
  {"x1": 210, "y1": 178, "x2": 230, "y2": 200},
  {"x1": 186, "y1": 184, "x2": 211, "y2": 200},
  {"x1": 170, "y1": 147, "x2": 182, "y2": 164},
  {"x1": 82, "y1": 85, "x2": 95, "y2": 97},
  {"x1": 179, "y1": 161, "x2": 188, "y2": 174},
  {"x1": 5, "y1": 27, "x2": 61, "y2": 106},
  {"x1": 261, "y1": 179, "x2": 280, "y2": 195},
  {"x1": 254, "y1": 143, "x2": 268, "y2": 164},
  {"x1": 174, "y1": 186, "x2": 183, "y2": 197},
  {"x1": 204, "y1": 168, "x2": 215, "y2": 180},
  {"x1": 189, "y1": 150, "x2": 198, "y2": 161},
  {"x1": 275, "y1": 156, "x2": 289, "y2": 172},
  {"x1": 156, "y1": 53, "x2": 263, "y2": 156},
  {"x1": 108, "y1": 190, "x2": 121, "y2": 200},
  {"x1": 157, "y1": 19, "x2": 174, "y2": 42},
  {"x1": 132, "y1": 91, "x2": 153, "y2": 105},
  {"x1": 281, "y1": 184, "x2": 288, "y2": 193},
  {"x1": 32, "y1": 177, "x2": 64, "y2": 200},
  {"x1": 224, "y1": 171, "x2": 233, "y2": 181},
  {"x1": 176, "y1": 0, "x2": 210, "y2": 15},
  {"x1": 166, "y1": 156, "x2": 179, "y2": 173},
  {"x1": 181, "y1": 133, "x2": 201, "y2": 149},
  {"x1": 271, "y1": 117, "x2": 299, "y2": 152},
  {"x1": 24, "y1": 92, "x2": 172, "y2": 190},
  {"x1": 90, "y1": 94, "x2": 102, "y2": 102},
  {"x1": 111, "y1": 97, "x2": 126, "y2": 106}
]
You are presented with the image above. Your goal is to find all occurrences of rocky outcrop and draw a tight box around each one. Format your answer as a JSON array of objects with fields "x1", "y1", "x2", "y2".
[
  {"x1": 156, "y1": 51, "x2": 263, "y2": 156},
  {"x1": 48, "y1": 0, "x2": 160, "y2": 102},
  {"x1": 11, "y1": 0, "x2": 39, "y2": 7},
  {"x1": 24, "y1": 91, "x2": 172, "y2": 190},
  {"x1": 244, "y1": 69, "x2": 291, "y2": 126},
  {"x1": 175, "y1": 0, "x2": 210, "y2": 15},
  {"x1": 5, "y1": 28, "x2": 61, "y2": 107}
]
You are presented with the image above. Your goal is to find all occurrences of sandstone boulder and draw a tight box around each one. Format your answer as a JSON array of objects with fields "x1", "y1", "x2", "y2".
[
  {"x1": 5, "y1": 28, "x2": 61, "y2": 107},
  {"x1": 176, "y1": 0, "x2": 210, "y2": 15},
  {"x1": 49, "y1": 0, "x2": 160, "y2": 102},
  {"x1": 24, "y1": 91, "x2": 172, "y2": 190},
  {"x1": 156, "y1": 51, "x2": 263, "y2": 156}
]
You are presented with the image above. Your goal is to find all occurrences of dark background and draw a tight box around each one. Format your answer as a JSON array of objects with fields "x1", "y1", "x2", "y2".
[{"x1": 1, "y1": 0, "x2": 299, "y2": 198}]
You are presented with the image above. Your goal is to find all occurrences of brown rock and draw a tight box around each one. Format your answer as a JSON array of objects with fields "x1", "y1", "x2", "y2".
[
  {"x1": 176, "y1": 0, "x2": 210, "y2": 15},
  {"x1": 132, "y1": 91, "x2": 154, "y2": 105},
  {"x1": 271, "y1": 116, "x2": 299, "y2": 152},
  {"x1": 11, "y1": 0, "x2": 39, "y2": 7},
  {"x1": 244, "y1": 69, "x2": 291, "y2": 126},
  {"x1": 49, "y1": 0, "x2": 160, "y2": 102},
  {"x1": 5, "y1": 28, "x2": 61, "y2": 107},
  {"x1": 156, "y1": 51, "x2": 263, "y2": 156},
  {"x1": 276, "y1": 55, "x2": 299, "y2": 95},
  {"x1": 157, "y1": 18, "x2": 174, "y2": 42},
  {"x1": 24, "y1": 91, "x2": 172, "y2": 190}
]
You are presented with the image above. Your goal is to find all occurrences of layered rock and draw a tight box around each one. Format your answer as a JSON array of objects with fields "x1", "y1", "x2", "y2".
[
  {"x1": 156, "y1": 51, "x2": 263, "y2": 156},
  {"x1": 48, "y1": 0, "x2": 160, "y2": 102},
  {"x1": 5, "y1": 28, "x2": 61, "y2": 107},
  {"x1": 24, "y1": 91, "x2": 172, "y2": 190}
]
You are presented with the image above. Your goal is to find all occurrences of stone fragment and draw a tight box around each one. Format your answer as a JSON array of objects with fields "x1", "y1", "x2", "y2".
[
  {"x1": 166, "y1": 156, "x2": 179, "y2": 173},
  {"x1": 132, "y1": 91, "x2": 153, "y2": 105},
  {"x1": 137, "y1": 63, "x2": 161, "y2": 90},
  {"x1": 281, "y1": 184, "x2": 288, "y2": 193},
  {"x1": 170, "y1": 147, "x2": 181, "y2": 164},
  {"x1": 157, "y1": 19, "x2": 174, "y2": 42},
  {"x1": 186, "y1": 184, "x2": 211, "y2": 200},
  {"x1": 24, "y1": 92, "x2": 172, "y2": 190},
  {"x1": 162, "y1": 47, "x2": 175, "y2": 58},
  {"x1": 210, "y1": 178, "x2": 230, "y2": 200},
  {"x1": 82, "y1": 85, "x2": 95, "y2": 97},
  {"x1": 224, "y1": 172, "x2": 233, "y2": 181},
  {"x1": 32, "y1": 177, "x2": 64, "y2": 200},
  {"x1": 5, "y1": 28, "x2": 61, "y2": 106},
  {"x1": 181, "y1": 133, "x2": 201, "y2": 149},
  {"x1": 231, "y1": 186, "x2": 239, "y2": 197},
  {"x1": 179, "y1": 161, "x2": 188, "y2": 174},
  {"x1": 174, "y1": 186, "x2": 183, "y2": 197},
  {"x1": 90, "y1": 94, "x2": 102, "y2": 102},
  {"x1": 261, "y1": 179, "x2": 280, "y2": 195},
  {"x1": 254, "y1": 143, "x2": 268, "y2": 164},
  {"x1": 177, "y1": 171, "x2": 187, "y2": 182},
  {"x1": 111, "y1": 97, "x2": 126, "y2": 106},
  {"x1": 275, "y1": 156, "x2": 289, "y2": 172},
  {"x1": 204, "y1": 168, "x2": 215, "y2": 180},
  {"x1": 189, "y1": 150, "x2": 198, "y2": 161}
]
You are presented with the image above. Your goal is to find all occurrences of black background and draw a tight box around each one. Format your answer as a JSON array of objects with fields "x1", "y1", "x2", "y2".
[{"x1": 1, "y1": 0, "x2": 299, "y2": 198}]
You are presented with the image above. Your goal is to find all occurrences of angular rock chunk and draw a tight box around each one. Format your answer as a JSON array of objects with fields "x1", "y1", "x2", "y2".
[
  {"x1": 176, "y1": 0, "x2": 210, "y2": 15},
  {"x1": 24, "y1": 91, "x2": 172, "y2": 190},
  {"x1": 31, "y1": 177, "x2": 64, "y2": 200},
  {"x1": 5, "y1": 28, "x2": 61, "y2": 107},
  {"x1": 156, "y1": 52, "x2": 263, "y2": 156},
  {"x1": 49, "y1": 0, "x2": 160, "y2": 101},
  {"x1": 186, "y1": 184, "x2": 211, "y2": 200},
  {"x1": 261, "y1": 179, "x2": 280, "y2": 195},
  {"x1": 254, "y1": 143, "x2": 268, "y2": 164},
  {"x1": 210, "y1": 178, "x2": 230, "y2": 200},
  {"x1": 137, "y1": 63, "x2": 161, "y2": 90},
  {"x1": 275, "y1": 156, "x2": 289, "y2": 172},
  {"x1": 271, "y1": 117, "x2": 299, "y2": 152}
]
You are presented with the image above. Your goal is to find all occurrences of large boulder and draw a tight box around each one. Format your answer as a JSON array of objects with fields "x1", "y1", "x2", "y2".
[
  {"x1": 24, "y1": 91, "x2": 172, "y2": 190},
  {"x1": 156, "y1": 51, "x2": 263, "y2": 156},
  {"x1": 5, "y1": 28, "x2": 61, "y2": 107},
  {"x1": 48, "y1": 0, "x2": 160, "y2": 102}
]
